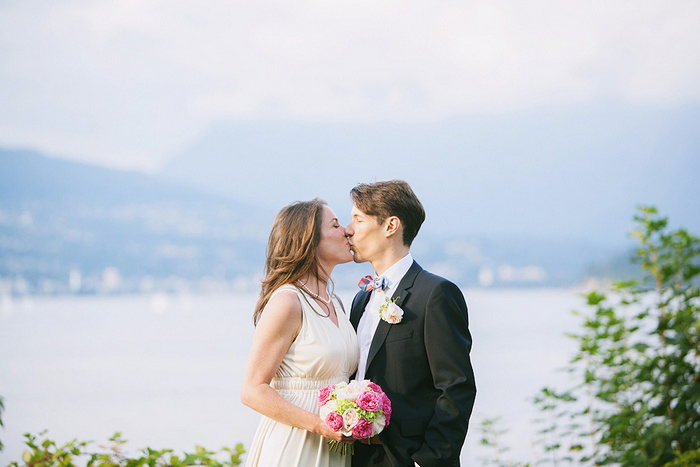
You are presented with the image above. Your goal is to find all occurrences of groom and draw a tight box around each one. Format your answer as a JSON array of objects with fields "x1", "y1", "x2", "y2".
[{"x1": 346, "y1": 180, "x2": 476, "y2": 467}]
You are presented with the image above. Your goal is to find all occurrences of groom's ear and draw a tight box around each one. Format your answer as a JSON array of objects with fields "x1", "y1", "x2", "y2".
[{"x1": 384, "y1": 216, "x2": 401, "y2": 238}]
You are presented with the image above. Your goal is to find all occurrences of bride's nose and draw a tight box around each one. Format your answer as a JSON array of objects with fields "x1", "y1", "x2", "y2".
[{"x1": 345, "y1": 224, "x2": 354, "y2": 236}]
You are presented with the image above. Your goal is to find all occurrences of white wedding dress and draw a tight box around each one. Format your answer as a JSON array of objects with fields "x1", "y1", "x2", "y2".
[{"x1": 245, "y1": 285, "x2": 360, "y2": 467}]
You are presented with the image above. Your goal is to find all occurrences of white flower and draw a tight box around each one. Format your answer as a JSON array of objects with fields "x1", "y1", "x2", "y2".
[
  {"x1": 336, "y1": 381, "x2": 363, "y2": 400},
  {"x1": 371, "y1": 414, "x2": 386, "y2": 435},
  {"x1": 379, "y1": 298, "x2": 404, "y2": 324},
  {"x1": 348, "y1": 379, "x2": 369, "y2": 392},
  {"x1": 334, "y1": 381, "x2": 348, "y2": 391},
  {"x1": 354, "y1": 379, "x2": 371, "y2": 389},
  {"x1": 319, "y1": 399, "x2": 338, "y2": 420},
  {"x1": 342, "y1": 408, "x2": 360, "y2": 433}
]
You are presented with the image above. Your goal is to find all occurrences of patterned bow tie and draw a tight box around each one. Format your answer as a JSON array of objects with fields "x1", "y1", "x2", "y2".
[{"x1": 358, "y1": 275, "x2": 389, "y2": 292}]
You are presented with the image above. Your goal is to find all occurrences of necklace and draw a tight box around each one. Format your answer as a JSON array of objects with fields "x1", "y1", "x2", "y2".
[{"x1": 295, "y1": 280, "x2": 333, "y2": 305}]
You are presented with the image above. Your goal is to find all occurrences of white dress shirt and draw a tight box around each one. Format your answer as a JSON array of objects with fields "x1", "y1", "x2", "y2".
[{"x1": 355, "y1": 253, "x2": 413, "y2": 381}]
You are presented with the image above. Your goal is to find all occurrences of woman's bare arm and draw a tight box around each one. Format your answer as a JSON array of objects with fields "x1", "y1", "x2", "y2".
[{"x1": 240, "y1": 289, "x2": 347, "y2": 442}]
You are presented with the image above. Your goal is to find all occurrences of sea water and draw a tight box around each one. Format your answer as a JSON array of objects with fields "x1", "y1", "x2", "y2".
[{"x1": 0, "y1": 288, "x2": 585, "y2": 465}]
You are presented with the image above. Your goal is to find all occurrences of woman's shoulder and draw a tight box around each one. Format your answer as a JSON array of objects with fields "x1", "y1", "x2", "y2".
[
  {"x1": 268, "y1": 284, "x2": 303, "y2": 307},
  {"x1": 258, "y1": 285, "x2": 303, "y2": 327}
]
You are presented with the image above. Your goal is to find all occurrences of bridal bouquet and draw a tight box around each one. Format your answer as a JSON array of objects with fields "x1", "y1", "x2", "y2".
[{"x1": 318, "y1": 379, "x2": 392, "y2": 455}]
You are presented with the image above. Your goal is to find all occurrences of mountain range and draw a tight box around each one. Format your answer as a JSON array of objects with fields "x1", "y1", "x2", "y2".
[
  {"x1": 0, "y1": 148, "x2": 269, "y2": 294},
  {"x1": 2, "y1": 101, "x2": 698, "y2": 294},
  {"x1": 161, "y1": 102, "x2": 700, "y2": 243}
]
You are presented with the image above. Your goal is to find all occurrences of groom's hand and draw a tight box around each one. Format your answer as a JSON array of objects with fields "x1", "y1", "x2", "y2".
[{"x1": 359, "y1": 435, "x2": 382, "y2": 445}]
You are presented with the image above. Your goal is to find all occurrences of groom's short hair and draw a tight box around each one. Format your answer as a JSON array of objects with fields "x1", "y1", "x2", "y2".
[{"x1": 351, "y1": 180, "x2": 426, "y2": 247}]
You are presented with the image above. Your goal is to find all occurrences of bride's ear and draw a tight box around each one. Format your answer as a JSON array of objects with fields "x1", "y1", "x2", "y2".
[{"x1": 385, "y1": 216, "x2": 401, "y2": 238}]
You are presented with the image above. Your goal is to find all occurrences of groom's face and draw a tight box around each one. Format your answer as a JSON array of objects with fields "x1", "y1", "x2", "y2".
[{"x1": 346, "y1": 205, "x2": 386, "y2": 264}]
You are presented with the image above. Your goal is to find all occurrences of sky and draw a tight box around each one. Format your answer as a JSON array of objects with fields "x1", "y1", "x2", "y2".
[{"x1": 2, "y1": 0, "x2": 700, "y2": 172}]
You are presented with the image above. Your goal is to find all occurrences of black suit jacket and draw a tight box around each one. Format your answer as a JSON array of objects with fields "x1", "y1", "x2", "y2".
[{"x1": 350, "y1": 261, "x2": 476, "y2": 467}]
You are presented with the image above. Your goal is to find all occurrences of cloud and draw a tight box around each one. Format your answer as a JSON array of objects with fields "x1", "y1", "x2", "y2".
[{"x1": 1, "y1": 0, "x2": 699, "y2": 169}]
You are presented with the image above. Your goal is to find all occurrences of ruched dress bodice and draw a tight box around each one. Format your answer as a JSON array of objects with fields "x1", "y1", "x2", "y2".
[{"x1": 245, "y1": 285, "x2": 360, "y2": 467}]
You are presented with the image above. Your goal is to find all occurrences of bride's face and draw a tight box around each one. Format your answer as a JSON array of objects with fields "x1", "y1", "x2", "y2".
[{"x1": 316, "y1": 205, "x2": 353, "y2": 266}]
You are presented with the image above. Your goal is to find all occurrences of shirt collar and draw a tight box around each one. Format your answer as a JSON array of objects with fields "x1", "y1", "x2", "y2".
[{"x1": 375, "y1": 253, "x2": 413, "y2": 290}]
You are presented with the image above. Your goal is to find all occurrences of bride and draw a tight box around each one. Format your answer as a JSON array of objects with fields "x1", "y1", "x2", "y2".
[{"x1": 241, "y1": 198, "x2": 360, "y2": 467}]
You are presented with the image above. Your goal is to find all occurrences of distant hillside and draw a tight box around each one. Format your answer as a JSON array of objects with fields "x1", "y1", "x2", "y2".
[
  {"x1": 0, "y1": 148, "x2": 270, "y2": 294},
  {"x1": 1, "y1": 148, "x2": 232, "y2": 205},
  {"x1": 0, "y1": 147, "x2": 656, "y2": 294},
  {"x1": 160, "y1": 103, "x2": 700, "y2": 244}
]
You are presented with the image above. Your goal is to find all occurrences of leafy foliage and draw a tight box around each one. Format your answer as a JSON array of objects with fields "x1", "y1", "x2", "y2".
[
  {"x1": 531, "y1": 387, "x2": 588, "y2": 465},
  {"x1": 664, "y1": 447, "x2": 700, "y2": 467},
  {"x1": 478, "y1": 417, "x2": 520, "y2": 466},
  {"x1": 525, "y1": 207, "x2": 700, "y2": 465},
  {"x1": 6, "y1": 431, "x2": 245, "y2": 467},
  {"x1": 1, "y1": 395, "x2": 5, "y2": 452}
]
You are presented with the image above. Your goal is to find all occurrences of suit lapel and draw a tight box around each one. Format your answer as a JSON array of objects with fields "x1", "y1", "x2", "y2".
[
  {"x1": 365, "y1": 261, "x2": 422, "y2": 372},
  {"x1": 350, "y1": 291, "x2": 371, "y2": 330}
]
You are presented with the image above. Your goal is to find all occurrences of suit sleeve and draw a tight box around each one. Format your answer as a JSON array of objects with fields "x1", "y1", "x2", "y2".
[{"x1": 412, "y1": 280, "x2": 477, "y2": 467}]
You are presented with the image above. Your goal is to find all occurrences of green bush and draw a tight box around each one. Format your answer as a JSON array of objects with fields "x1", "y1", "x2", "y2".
[
  {"x1": 481, "y1": 207, "x2": 700, "y2": 466},
  {"x1": 562, "y1": 207, "x2": 700, "y2": 465},
  {"x1": 1, "y1": 396, "x2": 5, "y2": 452},
  {"x1": 6, "y1": 431, "x2": 245, "y2": 467}
]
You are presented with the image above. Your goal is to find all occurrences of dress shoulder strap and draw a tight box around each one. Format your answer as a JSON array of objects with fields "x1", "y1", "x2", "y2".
[
  {"x1": 269, "y1": 284, "x2": 300, "y2": 299},
  {"x1": 270, "y1": 284, "x2": 318, "y2": 314},
  {"x1": 332, "y1": 294, "x2": 346, "y2": 315},
  {"x1": 267, "y1": 285, "x2": 307, "y2": 313}
]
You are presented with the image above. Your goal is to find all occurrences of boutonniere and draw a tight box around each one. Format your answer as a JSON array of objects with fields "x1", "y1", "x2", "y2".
[{"x1": 379, "y1": 297, "x2": 403, "y2": 324}]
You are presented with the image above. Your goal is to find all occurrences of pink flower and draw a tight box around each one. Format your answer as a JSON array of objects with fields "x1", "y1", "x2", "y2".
[
  {"x1": 318, "y1": 385, "x2": 335, "y2": 407},
  {"x1": 356, "y1": 390, "x2": 381, "y2": 412},
  {"x1": 325, "y1": 412, "x2": 343, "y2": 432},
  {"x1": 367, "y1": 382, "x2": 382, "y2": 394},
  {"x1": 352, "y1": 419, "x2": 373, "y2": 439},
  {"x1": 381, "y1": 393, "x2": 392, "y2": 417}
]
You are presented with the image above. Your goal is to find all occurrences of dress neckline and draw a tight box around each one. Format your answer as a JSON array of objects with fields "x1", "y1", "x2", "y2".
[{"x1": 296, "y1": 287, "x2": 341, "y2": 330}]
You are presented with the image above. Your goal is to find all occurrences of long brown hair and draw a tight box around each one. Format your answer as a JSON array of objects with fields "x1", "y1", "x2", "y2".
[{"x1": 253, "y1": 198, "x2": 328, "y2": 325}]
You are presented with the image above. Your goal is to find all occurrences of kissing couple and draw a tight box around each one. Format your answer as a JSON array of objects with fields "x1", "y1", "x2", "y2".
[{"x1": 241, "y1": 180, "x2": 476, "y2": 467}]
